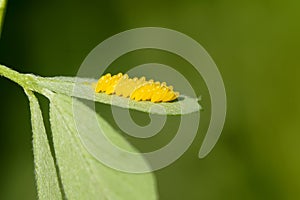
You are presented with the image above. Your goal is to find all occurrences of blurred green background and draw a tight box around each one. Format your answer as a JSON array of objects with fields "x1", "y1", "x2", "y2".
[{"x1": 0, "y1": 0, "x2": 300, "y2": 199}]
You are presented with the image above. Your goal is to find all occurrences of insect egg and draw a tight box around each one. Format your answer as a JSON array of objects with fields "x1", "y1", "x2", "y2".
[{"x1": 94, "y1": 73, "x2": 179, "y2": 103}]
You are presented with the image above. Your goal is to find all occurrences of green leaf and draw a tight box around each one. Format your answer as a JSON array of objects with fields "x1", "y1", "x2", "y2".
[
  {"x1": 0, "y1": 65, "x2": 158, "y2": 199},
  {"x1": 0, "y1": 65, "x2": 201, "y2": 115},
  {"x1": 49, "y1": 92, "x2": 158, "y2": 200},
  {"x1": 35, "y1": 76, "x2": 201, "y2": 115},
  {"x1": 24, "y1": 90, "x2": 63, "y2": 200},
  {"x1": 0, "y1": 0, "x2": 7, "y2": 37}
]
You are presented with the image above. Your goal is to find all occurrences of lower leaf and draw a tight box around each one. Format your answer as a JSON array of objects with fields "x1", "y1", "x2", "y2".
[
  {"x1": 49, "y1": 93, "x2": 158, "y2": 200},
  {"x1": 25, "y1": 90, "x2": 63, "y2": 200}
]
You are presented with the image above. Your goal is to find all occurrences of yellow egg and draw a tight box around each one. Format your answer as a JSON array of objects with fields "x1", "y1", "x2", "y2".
[{"x1": 94, "y1": 73, "x2": 179, "y2": 103}]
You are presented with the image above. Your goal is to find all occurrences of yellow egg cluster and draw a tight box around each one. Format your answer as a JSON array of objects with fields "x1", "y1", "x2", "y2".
[{"x1": 95, "y1": 73, "x2": 179, "y2": 103}]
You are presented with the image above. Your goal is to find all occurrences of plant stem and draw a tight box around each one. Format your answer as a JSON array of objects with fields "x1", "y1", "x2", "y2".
[
  {"x1": 0, "y1": 0, "x2": 7, "y2": 37},
  {"x1": 0, "y1": 64, "x2": 25, "y2": 85},
  {"x1": 0, "y1": 64, "x2": 49, "y2": 96}
]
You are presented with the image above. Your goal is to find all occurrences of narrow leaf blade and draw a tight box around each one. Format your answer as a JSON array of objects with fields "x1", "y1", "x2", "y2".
[
  {"x1": 35, "y1": 76, "x2": 201, "y2": 115},
  {"x1": 25, "y1": 90, "x2": 63, "y2": 200},
  {"x1": 49, "y1": 93, "x2": 158, "y2": 200}
]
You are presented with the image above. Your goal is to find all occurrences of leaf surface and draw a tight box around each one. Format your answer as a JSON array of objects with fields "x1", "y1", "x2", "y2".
[
  {"x1": 36, "y1": 76, "x2": 201, "y2": 115},
  {"x1": 25, "y1": 90, "x2": 63, "y2": 200},
  {"x1": 49, "y1": 93, "x2": 158, "y2": 200}
]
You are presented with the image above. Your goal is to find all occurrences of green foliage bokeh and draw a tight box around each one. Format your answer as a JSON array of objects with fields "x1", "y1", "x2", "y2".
[{"x1": 0, "y1": 0, "x2": 299, "y2": 199}]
